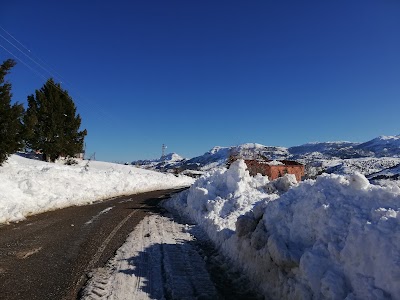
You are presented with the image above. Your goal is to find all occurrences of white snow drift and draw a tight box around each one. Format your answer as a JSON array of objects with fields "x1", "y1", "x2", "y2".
[
  {"x1": 166, "y1": 160, "x2": 400, "y2": 299},
  {"x1": 0, "y1": 155, "x2": 194, "y2": 224}
]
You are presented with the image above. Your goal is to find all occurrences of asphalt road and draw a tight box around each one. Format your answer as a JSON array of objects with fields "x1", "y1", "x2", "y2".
[{"x1": 0, "y1": 189, "x2": 183, "y2": 300}]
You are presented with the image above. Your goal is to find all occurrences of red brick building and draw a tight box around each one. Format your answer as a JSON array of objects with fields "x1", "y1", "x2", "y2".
[{"x1": 243, "y1": 159, "x2": 305, "y2": 181}]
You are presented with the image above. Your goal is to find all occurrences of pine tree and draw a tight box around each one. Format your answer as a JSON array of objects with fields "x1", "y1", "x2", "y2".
[
  {"x1": 24, "y1": 79, "x2": 87, "y2": 162},
  {"x1": 0, "y1": 59, "x2": 24, "y2": 166}
]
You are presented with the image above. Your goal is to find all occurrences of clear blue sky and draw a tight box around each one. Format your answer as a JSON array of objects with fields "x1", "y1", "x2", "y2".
[{"x1": 1, "y1": 0, "x2": 399, "y2": 162}]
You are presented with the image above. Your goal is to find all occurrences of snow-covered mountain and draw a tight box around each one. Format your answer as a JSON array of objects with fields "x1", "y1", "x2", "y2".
[
  {"x1": 182, "y1": 143, "x2": 289, "y2": 172},
  {"x1": 288, "y1": 141, "x2": 360, "y2": 159},
  {"x1": 288, "y1": 135, "x2": 400, "y2": 160},
  {"x1": 355, "y1": 135, "x2": 400, "y2": 157},
  {"x1": 286, "y1": 136, "x2": 400, "y2": 178},
  {"x1": 131, "y1": 153, "x2": 186, "y2": 171},
  {"x1": 132, "y1": 135, "x2": 400, "y2": 178}
]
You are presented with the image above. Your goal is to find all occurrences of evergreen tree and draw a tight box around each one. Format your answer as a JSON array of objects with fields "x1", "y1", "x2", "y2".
[
  {"x1": 0, "y1": 59, "x2": 24, "y2": 166},
  {"x1": 24, "y1": 79, "x2": 87, "y2": 162}
]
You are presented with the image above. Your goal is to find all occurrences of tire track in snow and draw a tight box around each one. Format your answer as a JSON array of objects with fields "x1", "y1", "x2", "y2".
[
  {"x1": 80, "y1": 213, "x2": 217, "y2": 300},
  {"x1": 77, "y1": 205, "x2": 145, "y2": 299},
  {"x1": 133, "y1": 218, "x2": 145, "y2": 298},
  {"x1": 86, "y1": 207, "x2": 142, "y2": 271}
]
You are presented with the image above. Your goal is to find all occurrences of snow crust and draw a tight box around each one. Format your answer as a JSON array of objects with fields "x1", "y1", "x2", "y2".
[
  {"x1": 166, "y1": 160, "x2": 400, "y2": 299},
  {"x1": 0, "y1": 155, "x2": 194, "y2": 224}
]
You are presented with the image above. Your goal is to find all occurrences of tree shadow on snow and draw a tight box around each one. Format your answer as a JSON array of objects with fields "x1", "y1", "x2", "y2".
[
  {"x1": 156, "y1": 211, "x2": 262, "y2": 299},
  {"x1": 117, "y1": 216, "x2": 261, "y2": 300},
  {"x1": 118, "y1": 241, "x2": 218, "y2": 300}
]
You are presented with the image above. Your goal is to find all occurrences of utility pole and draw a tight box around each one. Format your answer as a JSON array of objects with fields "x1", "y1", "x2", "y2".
[
  {"x1": 162, "y1": 144, "x2": 167, "y2": 160},
  {"x1": 161, "y1": 144, "x2": 167, "y2": 173}
]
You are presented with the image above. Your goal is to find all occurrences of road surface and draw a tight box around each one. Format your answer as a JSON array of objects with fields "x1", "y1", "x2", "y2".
[{"x1": 0, "y1": 189, "x2": 182, "y2": 300}]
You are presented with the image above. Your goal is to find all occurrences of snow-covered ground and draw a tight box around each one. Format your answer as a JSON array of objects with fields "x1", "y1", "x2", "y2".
[
  {"x1": 0, "y1": 155, "x2": 194, "y2": 224},
  {"x1": 3, "y1": 152, "x2": 400, "y2": 299},
  {"x1": 166, "y1": 160, "x2": 400, "y2": 299},
  {"x1": 81, "y1": 214, "x2": 217, "y2": 300},
  {"x1": 312, "y1": 157, "x2": 400, "y2": 176}
]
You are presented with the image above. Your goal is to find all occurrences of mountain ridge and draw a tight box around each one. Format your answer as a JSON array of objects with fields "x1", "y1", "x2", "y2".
[{"x1": 132, "y1": 135, "x2": 400, "y2": 177}]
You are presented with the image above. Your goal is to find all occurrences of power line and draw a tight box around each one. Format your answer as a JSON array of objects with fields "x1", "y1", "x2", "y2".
[
  {"x1": 0, "y1": 25, "x2": 67, "y2": 82},
  {"x1": 0, "y1": 41, "x2": 110, "y2": 123},
  {"x1": 0, "y1": 28, "x2": 117, "y2": 122},
  {"x1": 0, "y1": 41, "x2": 88, "y2": 112},
  {"x1": 0, "y1": 26, "x2": 69, "y2": 85},
  {"x1": 0, "y1": 25, "x2": 159, "y2": 156},
  {"x1": 0, "y1": 25, "x2": 32, "y2": 54},
  {"x1": 0, "y1": 25, "x2": 162, "y2": 161},
  {"x1": 0, "y1": 43, "x2": 47, "y2": 81},
  {"x1": 0, "y1": 33, "x2": 57, "y2": 80}
]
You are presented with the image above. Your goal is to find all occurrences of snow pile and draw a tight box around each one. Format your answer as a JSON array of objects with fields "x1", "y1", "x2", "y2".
[
  {"x1": 0, "y1": 155, "x2": 194, "y2": 224},
  {"x1": 166, "y1": 161, "x2": 279, "y2": 243},
  {"x1": 166, "y1": 160, "x2": 400, "y2": 299}
]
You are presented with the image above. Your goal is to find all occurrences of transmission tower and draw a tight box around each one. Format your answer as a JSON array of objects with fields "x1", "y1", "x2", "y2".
[
  {"x1": 160, "y1": 144, "x2": 167, "y2": 173},
  {"x1": 162, "y1": 144, "x2": 167, "y2": 160}
]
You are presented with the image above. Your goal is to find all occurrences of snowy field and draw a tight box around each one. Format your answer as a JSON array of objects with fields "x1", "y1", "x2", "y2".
[
  {"x1": 166, "y1": 160, "x2": 400, "y2": 299},
  {"x1": 0, "y1": 155, "x2": 194, "y2": 224}
]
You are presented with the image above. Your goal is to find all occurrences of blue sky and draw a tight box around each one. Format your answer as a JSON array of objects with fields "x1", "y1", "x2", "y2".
[{"x1": 1, "y1": 0, "x2": 399, "y2": 162}]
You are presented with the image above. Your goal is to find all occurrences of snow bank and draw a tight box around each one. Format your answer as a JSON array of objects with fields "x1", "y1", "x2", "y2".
[
  {"x1": 166, "y1": 161, "x2": 275, "y2": 243},
  {"x1": 166, "y1": 160, "x2": 400, "y2": 299},
  {"x1": 0, "y1": 155, "x2": 194, "y2": 224}
]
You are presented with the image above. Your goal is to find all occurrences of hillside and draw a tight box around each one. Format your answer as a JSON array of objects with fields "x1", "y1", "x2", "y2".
[{"x1": 132, "y1": 135, "x2": 400, "y2": 179}]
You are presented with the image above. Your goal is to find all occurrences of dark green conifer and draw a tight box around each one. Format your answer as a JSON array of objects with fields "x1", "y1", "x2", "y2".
[
  {"x1": 0, "y1": 59, "x2": 24, "y2": 165},
  {"x1": 24, "y1": 79, "x2": 87, "y2": 162}
]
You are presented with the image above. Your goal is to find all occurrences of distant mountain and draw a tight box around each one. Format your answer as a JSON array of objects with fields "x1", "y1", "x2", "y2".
[
  {"x1": 131, "y1": 153, "x2": 186, "y2": 171},
  {"x1": 287, "y1": 136, "x2": 400, "y2": 178},
  {"x1": 132, "y1": 135, "x2": 400, "y2": 178},
  {"x1": 183, "y1": 143, "x2": 289, "y2": 171},
  {"x1": 162, "y1": 153, "x2": 184, "y2": 162},
  {"x1": 355, "y1": 135, "x2": 400, "y2": 157},
  {"x1": 185, "y1": 146, "x2": 230, "y2": 168},
  {"x1": 288, "y1": 141, "x2": 364, "y2": 159}
]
